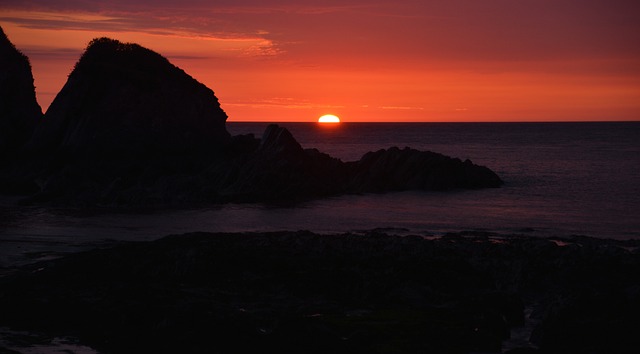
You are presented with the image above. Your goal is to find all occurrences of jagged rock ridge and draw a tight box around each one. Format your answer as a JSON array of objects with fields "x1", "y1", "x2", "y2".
[
  {"x1": 0, "y1": 26, "x2": 42, "y2": 152},
  {"x1": 208, "y1": 125, "x2": 503, "y2": 203}
]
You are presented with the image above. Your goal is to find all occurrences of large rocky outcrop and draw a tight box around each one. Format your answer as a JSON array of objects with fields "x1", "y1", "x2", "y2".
[
  {"x1": 1, "y1": 36, "x2": 502, "y2": 205},
  {"x1": 211, "y1": 125, "x2": 349, "y2": 201},
  {"x1": 348, "y1": 147, "x2": 504, "y2": 191},
  {"x1": 12, "y1": 123, "x2": 503, "y2": 205},
  {"x1": 0, "y1": 26, "x2": 42, "y2": 153},
  {"x1": 202, "y1": 125, "x2": 502, "y2": 203},
  {"x1": 27, "y1": 37, "x2": 229, "y2": 156}
]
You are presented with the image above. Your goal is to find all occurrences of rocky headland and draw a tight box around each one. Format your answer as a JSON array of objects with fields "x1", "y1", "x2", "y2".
[
  {"x1": 0, "y1": 27, "x2": 42, "y2": 154},
  {"x1": 0, "y1": 29, "x2": 502, "y2": 206},
  {"x1": 1, "y1": 231, "x2": 638, "y2": 353}
]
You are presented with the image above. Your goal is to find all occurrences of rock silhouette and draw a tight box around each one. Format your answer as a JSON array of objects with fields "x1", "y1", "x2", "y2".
[
  {"x1": 211, "y1": 125, "x2": 349, "y2": 201},
  {"x1": 0, "y1": 35, "x2": 502, "y2": 205},
  {"x1": 0, "y1": 26, "x2": 42, "y2": 153},
  {"x1": 26, "y1": 37, "x2": 230, "y2": 156},
  {"x1": 348, "y1": 146, "x2": 503, "y2": 192},
  {"x1": 219, "y1": 125, "x2": 503, "y2": 201}
]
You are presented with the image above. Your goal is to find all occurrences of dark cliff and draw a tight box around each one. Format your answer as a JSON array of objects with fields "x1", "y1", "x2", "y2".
[
  {"x1": 0, "y1": 26, "x2": 42, "y2": 153},
  {"x1": 27, "y1": 37, "x2": 230, "y2": 156}
]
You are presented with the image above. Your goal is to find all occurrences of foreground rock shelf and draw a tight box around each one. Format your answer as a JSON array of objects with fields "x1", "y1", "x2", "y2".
[{"x1": 1, "y1": 231, "x2": 638, "y2": 353}]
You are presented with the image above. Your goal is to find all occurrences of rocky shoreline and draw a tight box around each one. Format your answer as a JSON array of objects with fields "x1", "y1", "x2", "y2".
[
  {"x1": 1, "y1": 30, "x2": 502, "y2": 207},
  {"x1": 1, "y1": 231, "x2": 638, "y2": 353}
]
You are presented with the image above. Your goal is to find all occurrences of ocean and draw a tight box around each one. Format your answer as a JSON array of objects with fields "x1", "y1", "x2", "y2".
[
  {"x1": 1, "y1": 122, "x2": 639, "y2": 268},
  {"x1": 227, "y1": 121, "x2": 640, "y2": 239}
]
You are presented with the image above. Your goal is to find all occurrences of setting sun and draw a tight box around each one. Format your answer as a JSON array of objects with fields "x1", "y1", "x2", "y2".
[{"x1": 318, "y1": 114, "x2": 341, "y2": 123}]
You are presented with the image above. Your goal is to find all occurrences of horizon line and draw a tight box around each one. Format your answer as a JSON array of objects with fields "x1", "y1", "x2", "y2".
[{"x1": 227, "y1": 120, "x2": 640, "y2": 124}]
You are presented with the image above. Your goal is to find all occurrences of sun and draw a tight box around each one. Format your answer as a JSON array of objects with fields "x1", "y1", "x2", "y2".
[{"x1": 318, "y1": 114, "x2": 341, "y2": 123}]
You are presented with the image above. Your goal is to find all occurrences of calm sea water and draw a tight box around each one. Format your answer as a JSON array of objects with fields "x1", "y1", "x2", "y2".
[{"x1": 1, "y1": 122, "x2": 639, "y2": 268}]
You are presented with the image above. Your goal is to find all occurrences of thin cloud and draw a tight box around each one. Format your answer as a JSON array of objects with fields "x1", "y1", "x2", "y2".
[
  {"x1": 227, "y1": 98, "x2": 344, "y2": 110},
  {"x1": 381, "y1": 106, "x2": 425, "y2": 111},
  {"x1": 0, "y1": 10, "x2": 255, "y2": 39},
  {"x1": 0, "y1": 14, "x2": 133, "y2": 32},
  {"x1": 0, "y1": 9, "x2": 283, "y2": 58},
  {"x1": 17, "y1": 46, "x2": 83, "y2": 60},
  {"x1": 0, "y1": 0, "x2": 379, "y2": 16}
]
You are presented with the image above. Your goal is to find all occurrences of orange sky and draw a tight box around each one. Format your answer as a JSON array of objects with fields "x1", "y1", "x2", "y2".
[{"x1": 1, "y1": 0, "x2": 639, "y2": 122}]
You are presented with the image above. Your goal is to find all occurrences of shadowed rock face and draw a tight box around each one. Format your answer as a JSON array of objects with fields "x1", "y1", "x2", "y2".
[
  {"x1": 27, "y1": 37, "x2": 229, "y2": 156},
  {"x1": 0, "y1": 26, "x2": 42, "y2": 152}
]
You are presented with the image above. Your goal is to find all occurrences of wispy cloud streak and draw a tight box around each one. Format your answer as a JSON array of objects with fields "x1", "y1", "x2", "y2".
[{"x1": 226, "y1": 97, "x2": 345, "y2": 110}]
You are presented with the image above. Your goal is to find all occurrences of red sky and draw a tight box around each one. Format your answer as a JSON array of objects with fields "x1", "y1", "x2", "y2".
[{"x1": 1, "y1": 0, "x2": 639, "y2": 122}]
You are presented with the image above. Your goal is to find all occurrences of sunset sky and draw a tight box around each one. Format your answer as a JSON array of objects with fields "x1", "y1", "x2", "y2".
[{"x1": 1, "y1": 0, "x2": 639, "y2": 122}]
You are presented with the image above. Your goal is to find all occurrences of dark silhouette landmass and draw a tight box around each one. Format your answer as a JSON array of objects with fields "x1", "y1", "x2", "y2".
[
  {"x1": 0, "y1": 32, "x2": 502, "y2": 205},
  {"x1": 1, "y1": 231, "x2": 638, "y2": 353},
  {"x1": 25, "y1": 37, "x2": 230, "y2": 156},
  {"x1": 0, "y1": 27, "x2": 42, "y2": 154}
]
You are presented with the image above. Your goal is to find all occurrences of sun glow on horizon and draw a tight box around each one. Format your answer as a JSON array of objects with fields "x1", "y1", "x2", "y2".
[{"x1": 318, "y1": 114, "x2": 341, "y2": 123}]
